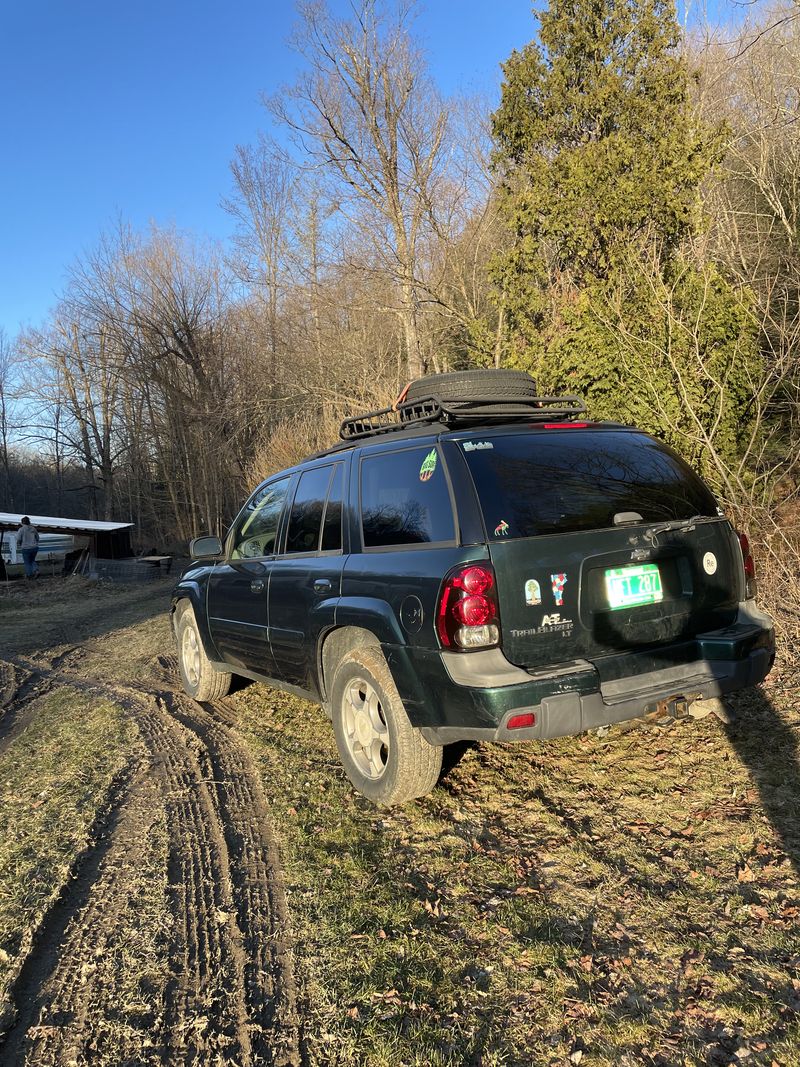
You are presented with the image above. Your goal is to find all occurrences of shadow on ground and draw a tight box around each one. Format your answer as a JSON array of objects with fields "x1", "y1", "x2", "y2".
[{"x1": 726, "y1": 685, "x2": 800, "y2": 878}]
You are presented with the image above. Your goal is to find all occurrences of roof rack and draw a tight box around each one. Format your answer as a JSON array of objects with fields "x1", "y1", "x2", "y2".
[{"x1": 339, "y1": 394, "x2": 587, "y2": 441}]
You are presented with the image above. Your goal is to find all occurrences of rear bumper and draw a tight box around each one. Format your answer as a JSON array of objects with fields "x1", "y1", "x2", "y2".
[{"x1": 406, "y1": 601, "x2": 775, "y2": 745}]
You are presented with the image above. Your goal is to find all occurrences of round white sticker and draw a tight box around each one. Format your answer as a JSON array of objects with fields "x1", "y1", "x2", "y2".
[{"x1": 703, "y1": 552, "x2": 718, "y2": 575}]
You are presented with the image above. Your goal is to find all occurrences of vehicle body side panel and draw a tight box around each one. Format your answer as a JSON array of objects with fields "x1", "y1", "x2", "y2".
[
  {"x1": 268, "y1": 565, "x2": 342, "y2": 695},
  {"x1": 171, "y1": 566, "x2": 218, "y2": 658},
  {"x1": 207, "y1": 559, "x2": 273, "y2": 674}
]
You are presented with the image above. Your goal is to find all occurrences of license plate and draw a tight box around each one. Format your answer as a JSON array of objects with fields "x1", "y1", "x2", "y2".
[{"x1": 604, "y1": 563, "x2": 663, "y2": 611}]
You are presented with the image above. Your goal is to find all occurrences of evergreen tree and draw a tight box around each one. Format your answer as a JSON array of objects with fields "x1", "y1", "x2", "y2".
[{"x1": 490, "y1": 0, "x2": 761, "y2": 492}]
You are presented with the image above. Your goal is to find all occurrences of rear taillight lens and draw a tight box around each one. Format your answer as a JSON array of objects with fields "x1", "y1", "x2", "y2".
[
  {"x1": 737, "y1": 531, "x2": 757, "y2": 598},
  {"x1": 437, "y1": 563, "x2": 500, "y2": 650}
]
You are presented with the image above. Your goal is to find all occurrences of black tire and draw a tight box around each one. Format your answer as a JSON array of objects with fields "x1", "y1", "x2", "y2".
[
  {"x1": 330, "y1": 646, "x2": 442, "y2": 806},
  {"x1": 176, "y1": 602, "x2": 232, "y2": 702},
  {"x1": 404, "y1": 369, "x2": 537, "y2": 403}
]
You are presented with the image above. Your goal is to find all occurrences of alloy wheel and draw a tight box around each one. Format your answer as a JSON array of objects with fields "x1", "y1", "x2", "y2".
[
  {"x1": 342, "y1": 676, "x2": 389, "y2": 780},
  {"x1": 181, "y1": 622, "x2": 201, "y2": 689}
]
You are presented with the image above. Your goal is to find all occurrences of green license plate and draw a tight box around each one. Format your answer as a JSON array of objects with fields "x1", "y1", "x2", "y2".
[{"x1": 604, "y1": 563, "x2": 663, "y2": 611}]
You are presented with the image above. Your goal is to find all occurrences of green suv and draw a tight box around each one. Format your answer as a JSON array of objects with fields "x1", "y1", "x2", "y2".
[{"x1": 173, "y1": 371, "x2": 775, "y2": 805}]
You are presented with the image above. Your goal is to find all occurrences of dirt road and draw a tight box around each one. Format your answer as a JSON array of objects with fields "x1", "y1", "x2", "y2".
[{"x1": 0, "y1": 580, "x2": 301, "y2": 1066}]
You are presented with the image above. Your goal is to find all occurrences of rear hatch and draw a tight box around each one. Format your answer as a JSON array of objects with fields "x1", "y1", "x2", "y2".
[{"x1": 456, "y1": 426, "x2": 742, "y2": 674}]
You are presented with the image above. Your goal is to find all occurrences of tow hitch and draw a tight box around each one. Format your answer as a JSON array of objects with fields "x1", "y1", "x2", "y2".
[
  {"x1": 644, "y1": 693, "x2": 733, "y2": 725},
  {"x1": 645, "y1": 693, "x2": 695, "y2": 721}
]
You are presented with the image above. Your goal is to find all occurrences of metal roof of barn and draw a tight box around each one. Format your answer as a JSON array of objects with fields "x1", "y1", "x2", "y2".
[{"x1": 0, "y1": 512, "x2": 133, "y2": 535}]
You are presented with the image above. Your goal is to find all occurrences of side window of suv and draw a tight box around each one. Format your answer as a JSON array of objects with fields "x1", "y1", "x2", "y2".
[
  {"x1": 229, "y1": 477, "x2": 290, "y2": 560},
  {"x1": 321, "y1": 463, "x2": 344, "y2": 552},
  {"x1": 285, "y1": 465, "x2": 334, "y2": 554},
  {"x1": 360, "y1": 446, "x2": 455, "y2": 548}
]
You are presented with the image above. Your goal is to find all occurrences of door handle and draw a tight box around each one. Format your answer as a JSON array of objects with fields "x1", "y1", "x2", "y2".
[
  {"x1": 314, "y1": 578, "x2": 332, "y2": 594},
  {"x1": 250, "y1": 579, "x2": 265, "y2": 593}
]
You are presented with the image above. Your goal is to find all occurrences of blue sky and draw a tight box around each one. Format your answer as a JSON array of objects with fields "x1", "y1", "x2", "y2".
[
  {"x1": 0, "y1": 0, "x2": 748, "y2": 339},
  {"x1": 0, "y1": 0, "x2": 541, "y2": 338}
]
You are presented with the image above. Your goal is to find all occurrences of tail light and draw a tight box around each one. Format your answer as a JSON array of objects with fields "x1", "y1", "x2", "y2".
[
  {"x1": 542, "y1": 422, "x2": 590, "y2": 429},
  {"x1": 437, "y1": 563, "x2": 500, "y2": 650},
  {"x1": 737, "y1": 531, "x2": 757, "y2": 599}
]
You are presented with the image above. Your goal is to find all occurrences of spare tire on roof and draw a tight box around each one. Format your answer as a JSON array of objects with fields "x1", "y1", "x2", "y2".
[{"x1": 404, "y1": 369, "x2": 537, "y2": 404}]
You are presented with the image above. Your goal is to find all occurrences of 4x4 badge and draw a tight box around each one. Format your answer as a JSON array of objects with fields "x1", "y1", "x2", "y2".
[{"x1": 419, "y1": 449, "x2": 438, "y2": 482}]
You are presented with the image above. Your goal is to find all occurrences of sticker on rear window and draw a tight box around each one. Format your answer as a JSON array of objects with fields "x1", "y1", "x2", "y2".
[
  {"x1": 525, "y1": 579, "x2": 541, "y2": 606},
  {"x1": 494, "y1": 519, "x2": 510, "y2": 537},
  {"x1": 419, "y1": 449, "x2": 438, "y2": 482},
  {"x1": 703, "y1": 552, "x2": 718, "y2": 575},
  {"x1": 551, "y1": 573, "x2": 567, "y2": 605},
  {"x1": 462, "y1": 441, "x2": 494, "y2": 452}
]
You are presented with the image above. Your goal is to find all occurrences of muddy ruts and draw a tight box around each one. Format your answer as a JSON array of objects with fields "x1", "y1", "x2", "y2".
[
  {"x1": 0, "y1": 657, "x2": 301, "y2": 1067},
  {"x1": 137, "y1": 694, "x2": 257, "y2": 1064},
  {"x1": 0, "y1": 662, "x2": 53, "y2": 756},
  {"x1": 171, "y1": 693, "x2": 300, "y2": 1066},
  {"x1": 0, "y1": 766, "x2": 159, "y2": 1066}
]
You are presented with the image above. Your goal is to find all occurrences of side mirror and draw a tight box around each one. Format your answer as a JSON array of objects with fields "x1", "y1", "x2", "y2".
[{"x1": 190, "y1": 535, "x2": 223, "y2": 560}]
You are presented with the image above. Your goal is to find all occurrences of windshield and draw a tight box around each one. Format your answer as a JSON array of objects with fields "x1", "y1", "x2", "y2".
[{"x1": 460, "y1": 430, "x2": 719, "y2": 540}]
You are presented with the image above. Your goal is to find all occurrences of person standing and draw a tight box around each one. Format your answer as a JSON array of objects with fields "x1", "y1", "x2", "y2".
[{"x1": 16, "y1": 516, "x2": 40, "y2": 579}]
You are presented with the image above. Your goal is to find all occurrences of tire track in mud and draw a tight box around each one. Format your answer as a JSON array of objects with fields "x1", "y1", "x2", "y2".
[
  {"x1": 169, "y1": 693, "x2": 300, "y2": 1066},
  {"x1": 0, "y1": 763, "x2": 155, "y2": 1067},
  {"x1": 0, "y1": 654, "x2": 301, "y2": 1067},
  {"x1": 0, "y1": 661, "x2": 54, "y2": 756}
]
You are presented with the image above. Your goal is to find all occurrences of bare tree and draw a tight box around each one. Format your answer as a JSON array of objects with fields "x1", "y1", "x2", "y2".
[
  {"x1": 226, "y1": 140, "x2": 298, "y2": 360},
  {"x1": 0, "y1": 329, "x2": 15, "y2": 508},
  {"x1": 271, "y1": 0, "x2": 455, "y2": 379}
]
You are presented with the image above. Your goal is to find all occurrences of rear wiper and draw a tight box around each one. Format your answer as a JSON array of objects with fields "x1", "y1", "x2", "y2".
[{"x1": 641, "y1": 514, "x2": 717, "y2": 546}]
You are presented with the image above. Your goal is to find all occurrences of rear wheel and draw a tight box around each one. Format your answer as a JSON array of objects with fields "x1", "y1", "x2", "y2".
[
  {"x1": 176, "y1": 602, "x2": 232, "y2": 702},
  {"x1": 330, "y1": 646, "x2": 442, "y2": 805}
]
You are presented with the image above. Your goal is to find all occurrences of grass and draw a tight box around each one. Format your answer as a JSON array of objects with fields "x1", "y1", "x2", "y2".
[
  {"x1": 230, "y1": 674, "x2": 800, "y2": 1067},
  {"x1": 1, "y1": 578, "x2": 798, "y2": 1065},
  {"x1": 0, "y1": 688, "x2": 140, "y2": 1031},
  {"x1": 0, "y1": 575, "x2": 170, "y2": 658}
]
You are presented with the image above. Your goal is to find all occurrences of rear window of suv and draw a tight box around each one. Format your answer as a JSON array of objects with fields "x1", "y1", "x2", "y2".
[{"x1": 460, "y1": 430, "x2": 718, "y2": 540}]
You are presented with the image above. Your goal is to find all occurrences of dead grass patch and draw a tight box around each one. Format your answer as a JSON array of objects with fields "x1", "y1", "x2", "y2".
[
  {"x1": 0, "y1": 688, "x2": 140, "y2": 1030},
  {"x1": 230, "y1": 675, "x2": 800, "y2": 1067}
]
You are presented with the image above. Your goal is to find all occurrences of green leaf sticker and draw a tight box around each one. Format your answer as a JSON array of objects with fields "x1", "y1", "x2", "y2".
[{"x1": 419, "y1": 448, "x2": 438, "y2": 482}]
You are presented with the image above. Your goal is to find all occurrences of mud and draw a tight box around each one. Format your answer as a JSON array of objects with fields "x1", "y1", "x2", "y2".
[{"x1": 0, "y1": 605, "x2": 301, "y2": 1066}]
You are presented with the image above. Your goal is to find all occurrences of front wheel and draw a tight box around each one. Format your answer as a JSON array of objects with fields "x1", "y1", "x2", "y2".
[
  {"x1": 330, "y1": 646, "x2": 442, "y2": 805},
  {"x1": 176, "y1": 603, "x2": 232, "y2": 702}
]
